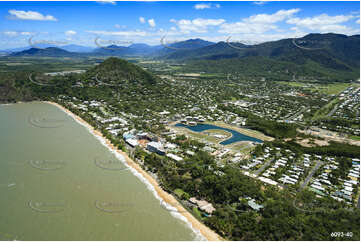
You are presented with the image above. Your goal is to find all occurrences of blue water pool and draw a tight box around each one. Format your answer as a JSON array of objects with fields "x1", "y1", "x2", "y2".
[{"x1": 175, "y1": 123, "x2": 263, "y2": 145}]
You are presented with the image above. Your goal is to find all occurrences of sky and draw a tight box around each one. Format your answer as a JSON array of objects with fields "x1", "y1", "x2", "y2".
[{"x1": 0, "y1": 1, "x2": 360, "y2": 49}]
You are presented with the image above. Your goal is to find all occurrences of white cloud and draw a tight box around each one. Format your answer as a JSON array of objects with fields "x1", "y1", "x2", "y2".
[
  {"x1": 220, "y1": 22, "x2": 277, "y2": 34},
  {"x1": 148, "y1": 19, "x2": 156, "y2": 27},
  {"x1": 171, "y1": 18, "x2": 226, "y2": 33},
  {"x1": 219, "y1": 9, "x2": 300, "y2": 34},
  {"x1": 357, "y1": 19, "x2": 360, "y2": 24},
  {"x1": 20, "y1": 32, "x2": 32, "y2": 35},
  {"x1": 86, "y1": 30, "x2": 147, "y2": 37},
  {"x1": 194, "y1": 3, "x2": 220, "y2": 10},
  {"x1": 3, "y1": 31, "x2": 18, "y2": 36},
  {"x1": 114, "y1": 24, "x2": 126, "y2": 29},
  {"x1": 287, "y1": 14, "x2": 358, "y2": 35},
  {"x1": 8, "y1": 10, "x2": 57, "y2": 21},
  {"x1": 2, "y1": 31, "x2": 33, "y2": 36},
  {"x1": 65, "y1": 30, "x2": 76, "y2": 36},
  {"x1": 139, "y1": 17, "x2": 145, "y2": 23},
  {"x1": 96, "y1": 1, "x2": 116, "y2": 5},
  {"x1": 287, "y1": 14, "x2": 354, "y2": 27},
  {"x1": 247, "y1": 9, "x2": 300, "y2": 24},
  {"x1": 225, "y1": 31, "x2": 308, "y2": 45},
  {"x1": 253, "y1": 1, "x2": 267, "y2": 6}
]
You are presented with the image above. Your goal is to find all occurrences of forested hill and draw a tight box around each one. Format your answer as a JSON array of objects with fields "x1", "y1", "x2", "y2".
[
  {"x1": 0, "y1": 57, "x2": 157, "y2": 103},
  {"x1": 164, "y1": 33, "x2": 360, "y2": 82},
  {"x1": 86, "y1": 57, "x2": 157, "y2": 85}
]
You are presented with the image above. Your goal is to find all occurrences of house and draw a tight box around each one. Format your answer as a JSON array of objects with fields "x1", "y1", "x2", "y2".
[
  {"x1": 248, "y1": 199, "x2": 264, "y2": 211},
  {"x1": 137, "y1": 132, "x2": 149, "y2": 140},
  {"x1": 186, "y1": 150, "x2": 195, "y2": 156},
  {"x1": 189, "y1": 197, "x2": 215, "y2": 214},
  {"x1": 166, "y1": 153, "x2": 183, "y2": 162},
  {"x1": 258, "y1": 176, "x2": 278, "y2": 185},
  {"x1": 147, "y1": 142, "x2": 165, "y2": 155},
  {"x1": 126, "y1": 138, "x2": 138, "y2": 147},
  {"x1": 165, "y1": 143, "x2": 177, "y2": 149},
  {"x1": 123, "y1": 132, "x2": 135, "y2": 140}
]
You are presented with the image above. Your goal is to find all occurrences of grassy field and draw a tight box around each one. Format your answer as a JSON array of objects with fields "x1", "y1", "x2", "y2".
[
  {"x1": 278, "y1": 81, "x2": 353, "y2": 95},
  {"x1": 349, "y1": 135, "x2": 360, "y2": 141},
  {"x1": 315, "y1": 83, "x2": 353, "y2": 95},
  {"x1": 209, "y1": 121, "x2": 274, "y2": 141},
  {"x1": 312, "y1": 98, "x2": 339, "y2": 120},
  {"x1": 174, "y1": 188, "x2": 186, "y2": 197}
]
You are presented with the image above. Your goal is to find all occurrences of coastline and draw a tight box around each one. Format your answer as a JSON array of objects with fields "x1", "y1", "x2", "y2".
[{"x1": 45, "y1": 101, "x2": 223, "y2": 241}]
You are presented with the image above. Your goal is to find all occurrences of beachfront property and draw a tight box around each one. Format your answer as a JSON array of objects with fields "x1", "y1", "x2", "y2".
[
  {"x1": 57, "y1": 93, "x2": 360, "y2": 208},
  {"x1": 189, "y1": 197, "x2": 216, "y2": 215},
  {"x1": 147, "y1": 142, "x2": 166, "y2": 155}
]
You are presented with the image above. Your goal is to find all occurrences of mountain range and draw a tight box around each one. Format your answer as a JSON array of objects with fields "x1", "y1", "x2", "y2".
[
  {"x1": 4, "y1": 33, "x2": 360, "y2": 81},
  {"x1": 5, "y1": 38, "x2": 214, "y2": 57}
]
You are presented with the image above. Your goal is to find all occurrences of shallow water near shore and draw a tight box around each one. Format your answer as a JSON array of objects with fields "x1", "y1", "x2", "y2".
[{"x1": 0, "y1": 102, "x2": 198, "y2": 241}]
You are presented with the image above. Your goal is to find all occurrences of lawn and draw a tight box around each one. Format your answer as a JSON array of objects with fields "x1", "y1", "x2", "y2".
[
  {"x1": 174, "y1": 188, "x2": 186, "y2": 198},
  {"x1": 312, "y1": 98, "x2": 339, "y2": 121},
  {"x1": 349, "y1": 135, "x2": 360, "y2": 141},
  {"x1": 279, "y1": 81, "x2": 353, "y2": 95},
  {"x1": 192, "y1": 207, "x2": 203, "y2": 220},
  {"x1": 315, "y1": 83, "x2": 352, "y2": 95}
]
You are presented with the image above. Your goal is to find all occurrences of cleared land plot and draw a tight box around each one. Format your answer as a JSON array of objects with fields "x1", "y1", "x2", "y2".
[
  {"x1": 209, "y1": 121, "x2": 274, "y2": 142},
  {"x1": 279, "y1": 81, "x2": 353, "y2": 95}
]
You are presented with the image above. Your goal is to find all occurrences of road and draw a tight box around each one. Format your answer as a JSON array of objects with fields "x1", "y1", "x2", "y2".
[
  {"x1": 299, "y1": 160, "x2": 323, "y2": 190},
  {"x1": 254, "y1": 159, "x2": 274, "y2": 176},
  {"x1": 327, "y1": 103, "x2": 339, "y2": 117},
  {"x1": 288, "y1": 106, "x2": 308, "y2": 120}
]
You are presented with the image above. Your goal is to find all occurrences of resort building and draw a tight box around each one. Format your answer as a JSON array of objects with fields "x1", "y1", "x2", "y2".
[
  {"x1": 166, "y1": 153, "x2": 183, "y2": 162},
  {"x1": 189, "y1": 197, "x2": 216, "y2": 215},
  {"x1": 147, "y1": 142, "x2": 165, "y2": 155}
]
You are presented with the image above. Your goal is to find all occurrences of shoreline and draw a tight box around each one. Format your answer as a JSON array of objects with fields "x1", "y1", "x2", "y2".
[
  {"x1": 168, "y1": 120, "x2": 273, "y2": 142},
  {"x1": 45, "y1": 101, "x2": 223, "y2": 242}
]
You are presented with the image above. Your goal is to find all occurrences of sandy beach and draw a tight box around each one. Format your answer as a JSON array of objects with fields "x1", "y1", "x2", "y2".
[{"x1": 46, "y1": 101, "x2": 223, "y2": 241}]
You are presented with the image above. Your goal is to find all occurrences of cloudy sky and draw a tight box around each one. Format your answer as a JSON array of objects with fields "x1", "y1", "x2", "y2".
[{"x1": 0, "y1": 0, "x2": 360, "y2": 49}]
